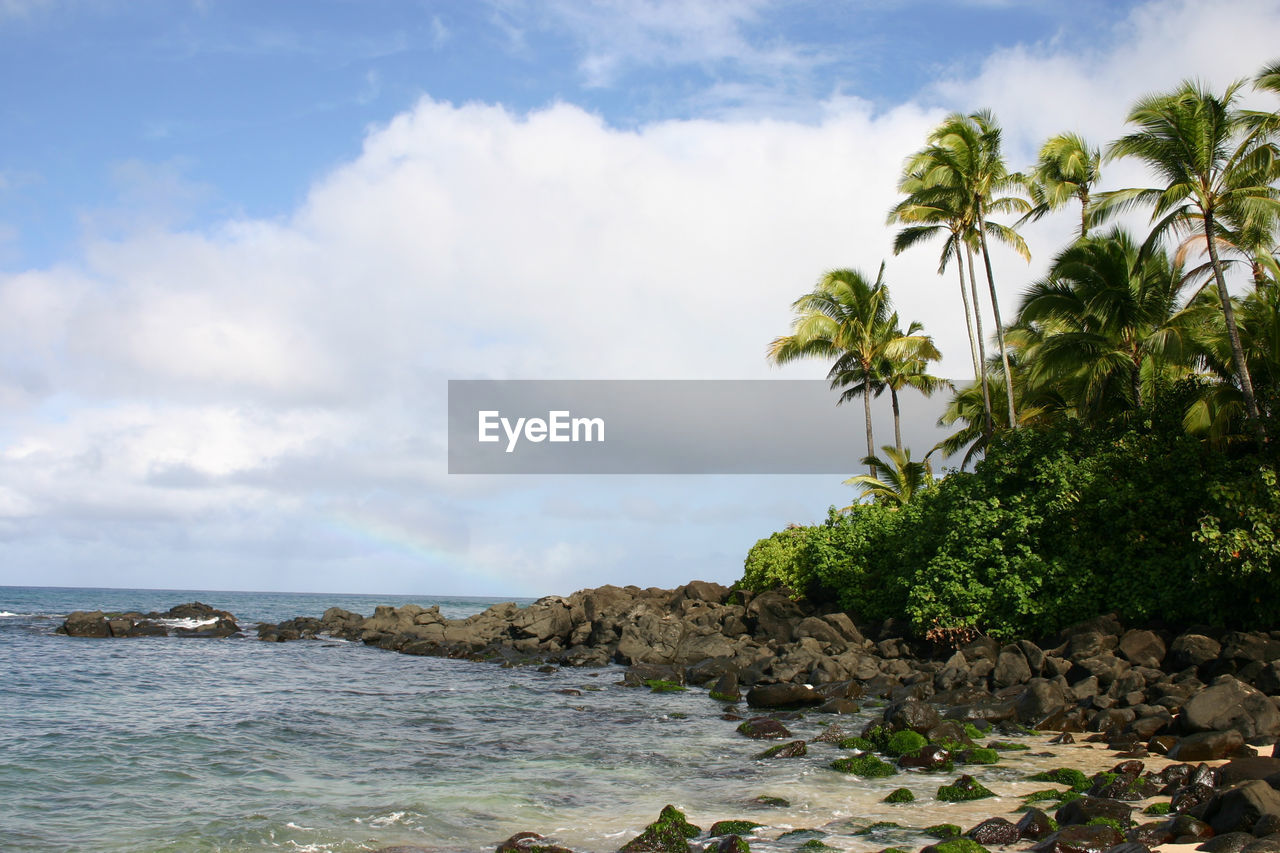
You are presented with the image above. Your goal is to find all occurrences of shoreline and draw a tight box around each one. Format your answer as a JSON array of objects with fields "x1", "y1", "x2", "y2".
[{"x1": 51, "y1": 582, "x2": 1280, "y2": 853}]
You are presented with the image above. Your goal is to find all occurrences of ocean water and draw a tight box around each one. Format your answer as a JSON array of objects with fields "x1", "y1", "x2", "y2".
[{"x1": 0, "y1": 586, "x2": 1159, "y2": 853}]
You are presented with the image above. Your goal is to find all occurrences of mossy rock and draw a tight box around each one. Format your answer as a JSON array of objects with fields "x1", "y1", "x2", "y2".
[
  {"x1": 708, "y1": 821, "x2": 763, "y2": 837},
  {"x1": 923, "y1": 824, "x2": 962, "y2": 839},
  {"x1": 958, "y1": 748, "x2": 999, "y2": 765},
  {"x1": 929, "y1": 838, "x2": 990, "y2": 853},
  {"x1": 830, "y1": 754, "x2": 897, "y2": 777},
  {"x1": 1142, "y1": 802, "x2": 1172, "y2": 816},
  {"x1": 883, "y1": 787, "x2": 915, "y2": 804},
  {"x1": 987, "y1": 740, "x2": 1029, "y2": 751},
  {"x1": 799, "y1": 842, "x2": 836, "y2": 851},
  {"x1": 857, "y1": 822, "x2": 903, "y2": 835},
  {"x1": 1021, "y1": 789, "x2": 1068, "y2": 804},
  {"x1": 837, "y1": 736, "x2": 874, "y2": 751},
  {"x1": 862, "y1": 725, "x2": 893, "y2": 752},
  {"x1": 886, "y1": 730, "x2": 928, "y2": 757},
  {"x1": 707, "y1": 836, "x2": 750, "y2": 853},
  {"x1": 777, "y1": 830, "x2": 824, "y2": 841},
  {"x1": 1086, "y1": 817, "x2": 1127, "y2": 832},
  {"x1": 709, "y1": 691, "x2": 739, "y2": 702},
  {"x1": 646, "y1": 679, "x2": 687, "y2": 693},
  {"x1": 749, "y1": 796, "x2": 789, "y2": 808},
  {"x1": 755, "y1": 741, "x2": 807, "y2": 760},
  {"x1": 962, "y1": 723, "x2": 986, "y2": 740},
  {"x1": 1026, "y1": 768, "x2": 1090, "y2": 792},
  {"x1": 619, "y1": 804, "x2": 702, "y2": 852},
  {"x1": 877, "y1": 848, "x2": 910, "y2": 853},
  {"x1": 936, "y1": 775, "x2": 995, "y2": 802}
]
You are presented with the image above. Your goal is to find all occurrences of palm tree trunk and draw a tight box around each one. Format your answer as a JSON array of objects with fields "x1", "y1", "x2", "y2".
[
  {"x1": 1205, "y1": 212, "x2": 1267, "y2": 444},
  {"x1": 976, "y1": 208, "x2": 1019, "y2": 430},
  {"x1": 863, "y1": 373, "x2": 876, "y2": 477},
  {"x1": 1078, "y1": 189, "x2": 1090, "y2": 239},
  {"x1": 954, "y1": 236, "x2": 982, "y2": 382},
  {"x1": 890, "y1": 385, "x2": 902, "y2": 453},
  {"x1": 965, "y1": 244, "x2": 995, "y2": 436}
]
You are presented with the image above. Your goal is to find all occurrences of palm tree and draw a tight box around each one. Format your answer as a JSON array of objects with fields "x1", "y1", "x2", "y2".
[
  {"x1": 843, "y1": 445, "x2": 933, "y2": 508},
  {"x1": 1096, "y1": 79, "x2": 1280, "y2": 443},
  {"x1": 910, "y1": 110, "x2": 1031, "y2": 430},
  {"x1": 874, "y1": 324, "x2": 951, "y2": 453},
  {"x1": 1026, "y1": 132, "x2": 1102, "y2": 238},
  {"x1": 1015, "y1": 228, "x2": 1194, "y2": 421},
  {"x1": 767, "y1": 265, "x2": 904, "y2": 475},
  {"x1": 889, "y1": 165, "x2": 985, "y2": 401}
]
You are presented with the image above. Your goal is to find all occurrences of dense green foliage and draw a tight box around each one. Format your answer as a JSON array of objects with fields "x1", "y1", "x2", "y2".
[{"x1": 740, "y1": 391, "x2": 1280, "y2": 639}]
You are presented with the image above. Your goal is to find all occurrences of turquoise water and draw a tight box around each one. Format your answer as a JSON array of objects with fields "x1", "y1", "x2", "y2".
[{"x1": 0, "y1": 586, "x2": 1112, "y2": 853}]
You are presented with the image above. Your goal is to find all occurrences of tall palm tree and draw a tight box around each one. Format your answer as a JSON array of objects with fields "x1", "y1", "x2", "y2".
[
  {"x1": 910, "y1": 110, "x2": 1031, "y2": 431},
  {"x1": 1096, "y1": 79, "x2": 1280, "y2": 443},
  {"x1": 767, "y1": 265, "x2": 906, "y2": 475},
  {"x1": 843, "y1": 445, "x2": 933, "y2": 508},
  {"x1": 1015, "y1": 229, "x2": 1193, "y2": 421},
  {"x1": 889, "y1": 165, "x2": 985, "y2": 401},
  {"x1": 1026, "y1": 132, "x2": 1102, "y2": 238}
]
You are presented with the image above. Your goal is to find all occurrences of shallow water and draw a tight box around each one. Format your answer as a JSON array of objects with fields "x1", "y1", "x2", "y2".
[{"x1": 1, "y1": 587, "x2": 1172, "y2": 852}]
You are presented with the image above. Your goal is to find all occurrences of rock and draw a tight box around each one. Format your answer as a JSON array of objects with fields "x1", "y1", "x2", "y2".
[
  {"x1": 885, "y1": 698, "x2": 941, "y2": 734},
  {"x1": 746, "y1": 683, "x2": 822, "y2": 708},
  {"x1": 1171, "y1": 635, "x2": 1224, "y2": 671},
  {"x1": 736, "y1": 717, "x2": 791, "y2": 739},
  {"x1": 1119, "y1": 630, "x2": 1167, "y2": 669},
  {"x1": 755, "y1": 740, "x2": 807, "y2": 759},
  {"x1": 496, "y1": 832, "x2": 573, "y2": 853},
  {"x1": 1169, "y1": 730, "x2": 1246, "y2": 762},
  {"x1": 993, "y1": 645, "x2": 1033, "y2": 688},
  {"x1": 1202, "y1": 780, "x2": 1280, "y2": 834},
  {"x1": 1017, "y1": 808, "x2": 1057, "y2": 841},
  {"x1": 1180, "y1": 676, "x2": 1280, "y2": 740},
  {"x1": 1031, "y1": 824, "x2": 1125, "y2": 853},
  {"x1": 794, "y1": 616, "x2": 845, "y2": 647},
  {"x1": 1166, "y1": 814, "x2": 1215, "y2": 842},
  {"x1": 744, "y1": 591, "x2": 805, "y2": 644},
  {"x1": 898, "y1": 745, "x2": 953, "y2": 771},
  {"x1": 966, "y1": 818, "x2": 1020, "y2": 845},
  {"x1": 620, "y1": 805, "x2": 701, "y2": 853},
  {"x1": 1199, "y1": 834, "x2": 1259, "y2": 853},
  {"x1": 1219, "y1": 758, "x2": 1280, "y2": 787},
  {"x1": 709, "y1": 672, "x2": 742, "y2": 702},
  {"x1": 937, "y1": 775, "x2": 994, "y2": 802},
  {"x1": 1056, "y1": 797, "x2": 1134, "y2": 827},
  {"x1": 1017, "y1": 678, "x2": 1071, "y2": 725},
  {"x1": 1106, "y1": 844, "x2": 1153, "y2": 853},
  {"x1": 702, "y1": 836, "x2": 749, "y2": 853}
]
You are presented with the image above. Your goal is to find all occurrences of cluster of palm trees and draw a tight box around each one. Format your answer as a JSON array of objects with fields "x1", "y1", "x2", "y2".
[{"x1": 770, "y1": 62, "x2": 1280, "y2": 502}]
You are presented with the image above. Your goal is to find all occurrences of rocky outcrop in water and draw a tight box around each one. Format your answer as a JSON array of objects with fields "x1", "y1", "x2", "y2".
[{"x1": 57, "y1": 602, "x2": 239, "y2": 638}]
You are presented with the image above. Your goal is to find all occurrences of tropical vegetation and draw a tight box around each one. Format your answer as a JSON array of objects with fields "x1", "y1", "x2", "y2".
[{"x1": 748, "y1": 62, "x2": 1280, "y2": 640}]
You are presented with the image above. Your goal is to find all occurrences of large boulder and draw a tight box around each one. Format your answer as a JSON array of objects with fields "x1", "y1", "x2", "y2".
[
  {"x1": 746, "y1": 683, "x2": 823, "y2": 708},
  {"x1": 744, "y1": 591, "x2": 806, "y2": 643},
  {"x1": 1119, "y1": 630, "x2": 1168, "y2": 669},
  {"x1": 1202, "y1": 780, "x2": 1280, "y2": 835},
  {"x1": 1180, "y1": 676, "x2": 1280, "y2": 739}
]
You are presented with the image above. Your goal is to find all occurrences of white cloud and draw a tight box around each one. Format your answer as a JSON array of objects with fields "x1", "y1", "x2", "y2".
[{"x1": 3, "y1": 0, "x2": 1280, "y2": 594}]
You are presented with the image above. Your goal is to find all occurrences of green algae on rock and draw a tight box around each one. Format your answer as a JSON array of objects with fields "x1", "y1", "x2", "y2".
[
  {"x1": 619, "y1": 805, "x2": 701, "y2": 853},
  {"x1": 936, "y1": 775, "x2": 995, "y2": 802},
  {"x1": 830, "y1": 754, "x2": 897, "y2": 777},
  {"x1": 883, "y1": 787, "x2": 915, "y2": 803}
]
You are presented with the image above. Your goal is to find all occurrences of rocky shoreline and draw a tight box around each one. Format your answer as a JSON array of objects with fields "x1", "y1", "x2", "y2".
[{"x1": 56, "y1": 581, "x2": 1280, "y2": 853}]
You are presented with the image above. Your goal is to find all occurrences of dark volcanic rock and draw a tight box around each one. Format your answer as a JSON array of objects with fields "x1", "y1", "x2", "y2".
[
  {"x1": 1119, "y1": 630, "x2": 1167, "y2": 669},
  {"x1": 736, "y1": 717, "x2": 792, "y2": 739},
  {"x1": 1180, "y1": 677, "x2": 1280, "y2": 740},
  {"x1": 1202, "y1": 780, "x2": 1280, "y2": 835},
  {"x1": 1017, "y1": 808, "x2": 1058, "y2": 841},
  {"x1": 967, "y1": 817, "x2": 1020, "y2": 845},
  {"x1": 1056, "y1": 797, "x2": 1134, "y2": 827},
  {"x1": 1199, "y1": 834, "x2": 1258, "y2": 853},
  {"x1": 1032, "y1": 824, "x2": 1125, "y2": 853},
  {"x1": 1170, "y1": 731, "x2": 1247, "y2": 762},
  {"x1": 885, "y1": 698, "x2": 941, "y2": 734},
  {"x1": 746, "y1": 683, "x2": 823, "y2": 708},
  {"x1": 1219, "y1": 758, "x2": 1280, "y2": 787}
]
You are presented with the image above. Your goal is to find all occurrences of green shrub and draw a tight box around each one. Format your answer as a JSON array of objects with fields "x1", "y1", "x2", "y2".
[{"x1": 735, "y1": 392, "x2": 1280, "y2": 638}]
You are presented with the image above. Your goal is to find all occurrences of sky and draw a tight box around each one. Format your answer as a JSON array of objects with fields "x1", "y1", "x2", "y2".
[{"x1": 1, "y1": 0, "x2": 1278, "y2": 598}]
